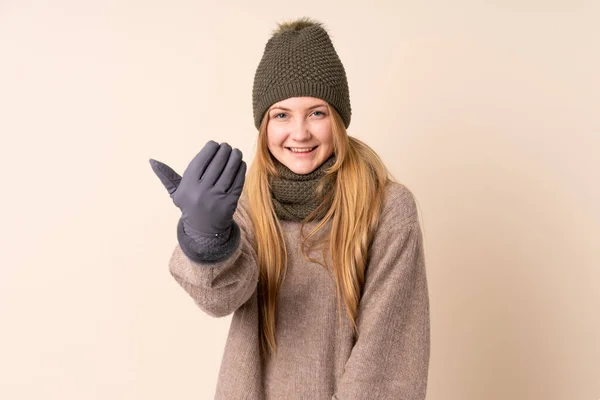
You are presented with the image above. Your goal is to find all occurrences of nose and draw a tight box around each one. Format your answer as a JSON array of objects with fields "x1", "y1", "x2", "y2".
[{"x1": 290, "y1": 119, "x2": 311, "y2": 141}]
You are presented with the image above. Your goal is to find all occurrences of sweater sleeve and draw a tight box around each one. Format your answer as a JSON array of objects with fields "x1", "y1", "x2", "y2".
[
  {"x1": 167, "y1": 194, "x2": 259, "y2": 318},
  {"x1": 333, "y1": 187, "x2": 431, "y2": 400}
]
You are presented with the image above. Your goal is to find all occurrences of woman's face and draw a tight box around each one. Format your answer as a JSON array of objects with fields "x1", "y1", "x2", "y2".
[{"x1": 266, "y1": 96, "x2": 334, "y2": 175}]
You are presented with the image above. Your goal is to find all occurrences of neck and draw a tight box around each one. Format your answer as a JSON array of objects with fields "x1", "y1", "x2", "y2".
[{"x1": 268, "y1": 154, "x2": 336, "y2": 221}]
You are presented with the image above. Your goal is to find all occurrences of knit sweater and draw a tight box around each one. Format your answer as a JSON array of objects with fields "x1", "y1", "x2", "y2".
[{"x1": 168, "y1": 180, "x2": 430, "y2": 399}]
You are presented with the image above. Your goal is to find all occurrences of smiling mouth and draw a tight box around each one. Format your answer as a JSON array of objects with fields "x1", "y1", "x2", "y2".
[{"x1": 286, "y1": 146, "x2": 318, "y2": 153}]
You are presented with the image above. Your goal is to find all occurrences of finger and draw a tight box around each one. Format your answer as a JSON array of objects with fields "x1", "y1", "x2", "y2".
[
  {"x1": 149, "y1": 158, "x2": 181, "y2": 196},
  {"x1": 182, "y1": 140, "x2": 220, "y2": 184},
  {"x1": 228, "y1": 160, "x2": 246, "y2": 196},
  {"x1": 202, "y1": 142, "x2": 232, "y2": 186},
  {"x1": 216, "y1": 148, "x2": 243, "y2": 192}
]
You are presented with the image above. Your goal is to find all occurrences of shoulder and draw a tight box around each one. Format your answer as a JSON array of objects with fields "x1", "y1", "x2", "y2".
[
  {"x1": 238, "y1": 191, "x2": 250, "y2": 213},
  {"x1": 232, "y1": 191, "x2": 254, "y2": 232},
  {"x1": 380, "y1": 180, "x2": 420, "y2": 228}
]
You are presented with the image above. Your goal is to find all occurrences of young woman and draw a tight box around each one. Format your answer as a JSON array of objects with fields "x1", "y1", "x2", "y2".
[{"x1": 150, "y1": 17, "x2": 430, "y2": 400}]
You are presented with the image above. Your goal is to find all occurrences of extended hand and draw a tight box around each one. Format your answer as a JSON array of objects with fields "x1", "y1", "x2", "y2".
[{"x1": 149, "y1": 140, "x2": 247, "y2": 237}]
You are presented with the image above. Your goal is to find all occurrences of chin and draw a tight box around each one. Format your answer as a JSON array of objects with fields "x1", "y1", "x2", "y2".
[{"x1": 288, "y1": 165, "x2": 317, "y2": 175}]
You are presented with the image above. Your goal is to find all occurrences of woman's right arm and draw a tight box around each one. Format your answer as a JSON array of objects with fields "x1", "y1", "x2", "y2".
[{"x1": 168, "y1": 194, "x2": 259, "y2": 318}]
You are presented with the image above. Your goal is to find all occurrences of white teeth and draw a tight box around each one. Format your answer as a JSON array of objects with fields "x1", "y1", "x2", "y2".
[{"x1": 288, "y1": 147, "x2": 316, "y2": 153}]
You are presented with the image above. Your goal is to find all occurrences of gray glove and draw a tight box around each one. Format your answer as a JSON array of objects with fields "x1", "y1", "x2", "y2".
[{"x1": 149, "y1": 140, "x2": 247, "y2": 239}]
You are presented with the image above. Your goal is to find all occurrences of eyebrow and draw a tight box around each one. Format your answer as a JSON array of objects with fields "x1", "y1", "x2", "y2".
[{"x1": 269, "y1": 103, "x2": 328, "y2": 112}]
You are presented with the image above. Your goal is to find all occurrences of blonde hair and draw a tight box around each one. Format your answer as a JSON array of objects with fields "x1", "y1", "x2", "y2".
[{"x1": 243, "y1": 103, "x2": 399, "y2": 358}]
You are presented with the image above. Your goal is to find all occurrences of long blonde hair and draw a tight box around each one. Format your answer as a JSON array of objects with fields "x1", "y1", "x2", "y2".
[{"x1": 243, "y1": 103, "x2": 398, "y2": 358}]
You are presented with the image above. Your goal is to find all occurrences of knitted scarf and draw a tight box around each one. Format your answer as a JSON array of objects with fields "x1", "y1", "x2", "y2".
[{"x1": 269, "y1": 154, "x2": 336, "y2": 221}]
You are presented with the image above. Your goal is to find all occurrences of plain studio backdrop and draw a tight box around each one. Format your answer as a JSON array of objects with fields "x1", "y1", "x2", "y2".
[{"x1": 0, "y1": 1, "x2": 598, "y2": 399}]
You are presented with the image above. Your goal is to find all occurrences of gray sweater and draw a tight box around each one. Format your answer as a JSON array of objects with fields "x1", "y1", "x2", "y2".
[{"x1": 168, "y1": 180, "x2": 431, "y2": 399}]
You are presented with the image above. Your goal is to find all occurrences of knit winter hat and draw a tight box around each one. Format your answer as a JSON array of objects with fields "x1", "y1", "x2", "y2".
[{"x1": 252, "y1": 17, "x2": 351, "y2": 130}]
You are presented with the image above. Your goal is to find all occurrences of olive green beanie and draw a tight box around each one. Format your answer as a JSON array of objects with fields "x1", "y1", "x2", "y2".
[{"x1": 252, "y1": 17, "x2": 352, "y2": 130}]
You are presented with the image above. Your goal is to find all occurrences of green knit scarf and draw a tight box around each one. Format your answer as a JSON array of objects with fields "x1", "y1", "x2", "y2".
[{"x1": 269, "y1": 154, "x2": 336, "y2": 221}]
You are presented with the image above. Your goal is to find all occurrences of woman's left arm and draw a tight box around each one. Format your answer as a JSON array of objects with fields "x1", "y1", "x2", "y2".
[{"x1": 333, "y1": 194, "x2": 431, "y2": 400}]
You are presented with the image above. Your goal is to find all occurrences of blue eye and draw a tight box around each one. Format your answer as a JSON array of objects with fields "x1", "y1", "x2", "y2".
[{"x1": 272, "y1": 111, "x2": 325, "y2": 119}]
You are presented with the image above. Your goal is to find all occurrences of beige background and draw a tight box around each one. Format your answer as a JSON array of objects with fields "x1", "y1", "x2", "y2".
[{"x1": 1, "y1": 1, "x2": 598, "y2": 399}]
